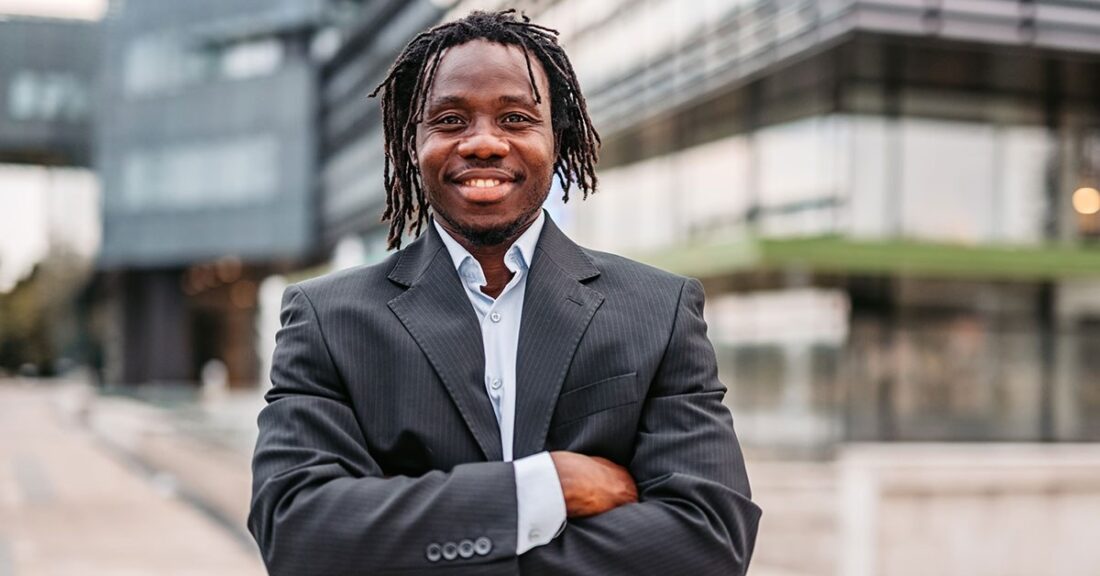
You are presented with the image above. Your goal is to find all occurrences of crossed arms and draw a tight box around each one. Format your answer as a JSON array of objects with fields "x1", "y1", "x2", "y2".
[{"x1": 248, "y1": 279, "x2": 761, "y2": 575}]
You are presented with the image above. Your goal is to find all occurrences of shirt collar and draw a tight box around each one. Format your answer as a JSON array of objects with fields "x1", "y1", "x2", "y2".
[{"x1": 432, "y1": 210, "x2": 545, "y2": 278}]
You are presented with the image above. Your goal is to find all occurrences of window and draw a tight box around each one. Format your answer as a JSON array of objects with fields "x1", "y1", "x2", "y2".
[
  {"x1": 125, "y1": 33, "x2": 284, "y2": 97},
  {"x1": 124, "y1": 34, "x2": 211, "y2": 97},
  {"x1": 220, "y1": 39, "x2": 283, "y2": 80},
  {"x1": 122, "y1": 135, "x2": 279, "y2": 210},
  {"x1": 7, "y1": 70, "x2": 89, "y2": 122}
]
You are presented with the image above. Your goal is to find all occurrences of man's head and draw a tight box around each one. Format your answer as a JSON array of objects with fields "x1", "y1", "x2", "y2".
[{"x1": 371, "y1": 10, "x2": 600, "y2": 249}]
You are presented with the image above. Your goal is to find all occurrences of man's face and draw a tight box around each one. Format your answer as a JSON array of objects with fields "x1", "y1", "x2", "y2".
[{"x1": 415, "y1": 39, "x2": 556, "y2": 247}]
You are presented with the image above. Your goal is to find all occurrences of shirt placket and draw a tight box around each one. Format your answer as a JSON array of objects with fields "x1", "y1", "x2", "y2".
[
  {"x1": 475, "y1": 250, "x2": 524, "y2": 462},
  {"x1": 483, "y1": 303, "x2": 505, "y2": 429}
]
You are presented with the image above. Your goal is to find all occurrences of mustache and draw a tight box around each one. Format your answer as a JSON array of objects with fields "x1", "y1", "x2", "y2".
[{"x1": 445, "y1": 160, "x2": 521, "y2": 181}]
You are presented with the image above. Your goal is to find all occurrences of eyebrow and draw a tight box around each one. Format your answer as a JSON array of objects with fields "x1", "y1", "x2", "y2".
[
  {"x1": 496, "y1": 94, "x2": 538, "y2": 108},
  {"x1": 426, "y1": 94, "x2": 540, "y2": 111}
]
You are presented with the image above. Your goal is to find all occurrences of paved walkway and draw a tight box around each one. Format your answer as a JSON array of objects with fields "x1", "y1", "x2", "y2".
[{"x1": 0, "y1": 381, "x2": 265, "y2": 576}]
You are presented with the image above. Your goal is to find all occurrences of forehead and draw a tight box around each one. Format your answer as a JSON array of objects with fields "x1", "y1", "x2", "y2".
[{"x1": 426, "y1": 39, "x2": 550, "y2": 102}]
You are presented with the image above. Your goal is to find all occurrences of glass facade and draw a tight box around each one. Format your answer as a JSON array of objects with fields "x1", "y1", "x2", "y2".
[
  {"x1": 97, "y1": 0, "x2": 320, "y2": 265},
  {"x1": 570, "y1": 113, "x2": 1053, "y2": 252},
  {"x1": 317, "y1": 0, "x2": 444, "y2": 245}
]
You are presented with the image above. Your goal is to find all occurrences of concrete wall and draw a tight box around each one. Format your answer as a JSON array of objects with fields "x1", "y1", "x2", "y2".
[{"x1": 840, "y1": 444, "x2": 1100, "y2": 576}]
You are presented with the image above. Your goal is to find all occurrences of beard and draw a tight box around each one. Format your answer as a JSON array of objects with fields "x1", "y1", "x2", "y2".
[{"x1": 430, "y1": 200, "x2": 543, "y2": 247}]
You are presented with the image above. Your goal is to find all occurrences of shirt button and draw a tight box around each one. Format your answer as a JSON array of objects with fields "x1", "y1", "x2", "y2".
[
  {"x1": 528, "y1": 528, "x2": 541, "y2": 541},
  {"x1": 490, "y1": 378, "x2": 502, "y2": 390},
  {"x1": 490, "y1": 312, "x2": 501, "y2": 323}
]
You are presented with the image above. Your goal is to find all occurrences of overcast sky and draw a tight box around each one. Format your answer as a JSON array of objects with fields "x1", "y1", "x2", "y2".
[
  {"x1": 0, "y1": 0, "x2": 105, "y2": 20},
  {"x1": 0, "y1": 166, "x2": 101, "y2": 292}
]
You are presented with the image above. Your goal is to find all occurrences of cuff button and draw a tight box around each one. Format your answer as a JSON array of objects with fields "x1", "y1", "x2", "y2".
[
  {"x1": 474, "y1": 536, "x2": 492, "y2": 556},
  {"x1": 442, "y1": 542, "x2": 459, "y2": 561},
  {"x1": 458, "y1": 539, "x2": 475, "y2": 558},
  {"x1": 425, "y1": 543, "x2": 442, "y2": 562}
]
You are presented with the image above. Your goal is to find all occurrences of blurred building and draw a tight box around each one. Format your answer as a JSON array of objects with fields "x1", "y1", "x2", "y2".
[
  {"x1": 110, "y1": 0, "x2": 1100, "y2": 439},
  {"x1": 0, "y1": 15, "x2": 97, "y2": 167},
  {"x1": 94, "y1": 0, "x2": 352, "y2": 386},
  {"x1": 414, "y1": 0, "x2": 1100, "y2": 448},
  {"x1": 318, "y1": 0, "x2": 447, "y2": 262}
]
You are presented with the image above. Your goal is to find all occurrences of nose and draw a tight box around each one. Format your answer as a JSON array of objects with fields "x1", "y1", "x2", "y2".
[{"x1": 456, "y1": 120, "x2": 509, "y2": 159}]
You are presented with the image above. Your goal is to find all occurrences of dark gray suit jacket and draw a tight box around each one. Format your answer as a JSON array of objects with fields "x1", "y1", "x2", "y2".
[{"x1": 248, "y1": 215, "x2": 761, "y2": 575}]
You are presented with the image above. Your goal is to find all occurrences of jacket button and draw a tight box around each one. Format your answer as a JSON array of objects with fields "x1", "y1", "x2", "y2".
[
  {"x1": 442, "y1": 541, "x2": 459, "y2": 561},
  {"x1": 474, "y1": 536, "x2": 492, "y2": 556},
  {"x1": 458, "y1": 539, "x2": 475, "y2": 558},
  {"x1": 425, "y1": 543, "x2": 442, "y2": 562}
]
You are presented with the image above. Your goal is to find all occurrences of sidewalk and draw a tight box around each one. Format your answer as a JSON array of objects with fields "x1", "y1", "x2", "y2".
[{"x1": 0, "y1": 380, "x2": 266, "y2": 576}]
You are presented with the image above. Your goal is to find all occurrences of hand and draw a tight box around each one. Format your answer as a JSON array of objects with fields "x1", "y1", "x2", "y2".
[{"x1": 550, "y1": 451, "x2": 638, "y2": 518}]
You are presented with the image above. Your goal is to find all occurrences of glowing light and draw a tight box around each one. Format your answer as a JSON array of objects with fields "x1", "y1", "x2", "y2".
[
  {"x1": 1073, "y1": 187, "x2": 1100, "y2": 216},
  {"x1": 231, "y1": 280, "x2": 257, "y2": 309}
]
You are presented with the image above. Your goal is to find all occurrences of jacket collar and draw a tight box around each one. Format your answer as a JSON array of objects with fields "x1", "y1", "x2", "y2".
[{"x1": 387, "y1": 211, "x2": 600, "y2": 288}]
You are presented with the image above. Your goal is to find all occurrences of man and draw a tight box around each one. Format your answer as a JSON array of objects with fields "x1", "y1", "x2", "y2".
[{"x1": 249, "y1": 10, "x2": 760, "y2": 575}]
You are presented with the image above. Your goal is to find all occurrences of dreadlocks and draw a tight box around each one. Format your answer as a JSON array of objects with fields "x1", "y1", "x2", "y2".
[{"x1": 369, "y1": 9, "x2": 600, "y2": 249}]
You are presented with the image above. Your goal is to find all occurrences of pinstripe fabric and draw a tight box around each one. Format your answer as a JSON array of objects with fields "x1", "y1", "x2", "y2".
[{"x1": 248, "y1": 215, "x2": 761, "y2": 575}]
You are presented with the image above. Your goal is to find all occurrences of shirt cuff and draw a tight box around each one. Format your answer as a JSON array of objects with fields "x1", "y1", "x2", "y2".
[{"x1": 513, "y1": 451, "x2": 566, "y2": 555}]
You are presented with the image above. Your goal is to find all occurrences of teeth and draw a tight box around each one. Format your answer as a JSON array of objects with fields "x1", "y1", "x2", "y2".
[{"x1": 464, "y1": 178, "x2": 502, "y2": 188}]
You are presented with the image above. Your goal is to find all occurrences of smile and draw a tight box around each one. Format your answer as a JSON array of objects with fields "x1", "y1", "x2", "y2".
[{"x1": 462, "y1": 178, "x2": 504, "y2": 188}]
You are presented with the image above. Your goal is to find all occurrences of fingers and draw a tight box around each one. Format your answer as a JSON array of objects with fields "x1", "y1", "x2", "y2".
[{"x1": 550, "y1": 451, "x2": 638, "y2": 518}]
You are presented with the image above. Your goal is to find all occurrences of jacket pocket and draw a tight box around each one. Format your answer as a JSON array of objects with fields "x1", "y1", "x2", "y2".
[{"x1": 551, "y1": 372, "x2": 638, "y2": 428}]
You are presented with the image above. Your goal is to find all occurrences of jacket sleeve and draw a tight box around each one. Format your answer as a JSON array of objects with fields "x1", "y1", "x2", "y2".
[
  {"x1": 519, "y1": 278, "x2": 762, "y2": 575},
  {"x1": 248, "y1": 285, "x2": 519, "y2": 576}
]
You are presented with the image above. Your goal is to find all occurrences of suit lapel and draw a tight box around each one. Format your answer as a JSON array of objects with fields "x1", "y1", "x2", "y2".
[
  {"x1": 513, "y1": 217, "x2": 603, "y2": 459},
  {"x1": 386, "y1": 227, "x2": 503, "y2": 461}
]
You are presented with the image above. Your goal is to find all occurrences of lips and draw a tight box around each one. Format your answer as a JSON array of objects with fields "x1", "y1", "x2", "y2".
[{"x1": 449, "y1": 169, "x2": 520, "y2": 203}]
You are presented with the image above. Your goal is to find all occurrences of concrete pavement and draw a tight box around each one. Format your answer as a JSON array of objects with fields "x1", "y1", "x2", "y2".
[{"x1": 0, "y1": 381, "x2": 265, "y2": 576}]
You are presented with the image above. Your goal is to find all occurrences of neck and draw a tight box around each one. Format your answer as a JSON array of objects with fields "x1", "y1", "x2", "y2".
[{"x1": 437, "y1": 215, "x2": 538, "y2": 298}]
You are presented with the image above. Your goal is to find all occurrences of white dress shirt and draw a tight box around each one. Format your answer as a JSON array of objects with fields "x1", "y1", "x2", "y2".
[{"x1": 432, "y1": 211, "x2": 566, "y2": 554}]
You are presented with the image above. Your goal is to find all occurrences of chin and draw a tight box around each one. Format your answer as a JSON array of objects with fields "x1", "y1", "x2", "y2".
[
  {"x1": 438, "y1": 210, "x2": 537, "y2": 248},
  {"x1": 455, "y1": 222, "x2": 521, "y2": 247}
]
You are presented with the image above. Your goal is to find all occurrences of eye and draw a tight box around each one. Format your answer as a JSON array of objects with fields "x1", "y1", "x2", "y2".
[
  {"x1": 503, "y1": 112, "x2": 532, "y2": 123},
  {"x1": 435, "y1": 114, "x2": 464, "y2": 125}
]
